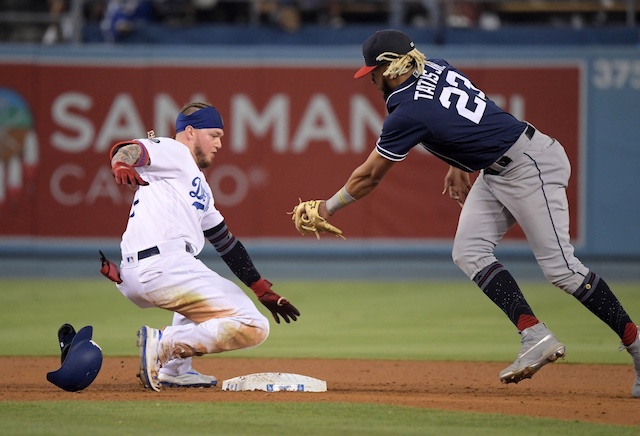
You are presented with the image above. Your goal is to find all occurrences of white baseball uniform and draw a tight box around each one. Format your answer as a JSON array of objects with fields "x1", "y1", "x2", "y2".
[{"x1": 115, "y1": 137, "x2": 269, "y2": 376}]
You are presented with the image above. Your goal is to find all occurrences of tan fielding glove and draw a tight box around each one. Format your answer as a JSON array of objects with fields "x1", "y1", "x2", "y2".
[{"x1": 290, "y1": 199, "x2": 345, "y2": 240}]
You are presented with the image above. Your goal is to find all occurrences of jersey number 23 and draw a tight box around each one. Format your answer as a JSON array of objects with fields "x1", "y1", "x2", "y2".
[{"x1": 438, "y1": 70, "x2": 487, "y2": 124}]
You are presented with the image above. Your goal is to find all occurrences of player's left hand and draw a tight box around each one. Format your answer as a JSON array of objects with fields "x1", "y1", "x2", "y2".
[
  {"x1": 442, "y1": 166, "x2": 471, "y2": 207},
  {"x1": 112, "y1": 161, "x2": 149, "y2": 187},
  {"x1": 250, "y1": 278, "x2": 300, "y2": 324}
]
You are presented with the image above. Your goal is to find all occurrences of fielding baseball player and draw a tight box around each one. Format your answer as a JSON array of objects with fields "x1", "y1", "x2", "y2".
[
  {"x1": 291, "y1": 29, "x2": 640, "y2": 397},
  {"x1": 107, "y1": 102, "x2": 300, "y2": 391}
]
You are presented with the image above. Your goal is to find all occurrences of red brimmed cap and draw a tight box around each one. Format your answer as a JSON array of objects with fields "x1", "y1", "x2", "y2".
[{"x1": 354, "y1": 29, "x2": 415, "y2": 79}]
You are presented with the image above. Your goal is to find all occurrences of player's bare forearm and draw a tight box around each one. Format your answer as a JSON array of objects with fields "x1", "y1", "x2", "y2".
[
  {"x1": 109, "y1": 142, "x2": 150, "y2": 187},
  {"x1": 111, "y1": 144, "x2": 145, "y2": 167},
  {"x1": 345, "y1": 170, "x2": 377, "y2": 199},
  {"x1": 345, "y1": 150, "x2": 395, "y2": 200}
]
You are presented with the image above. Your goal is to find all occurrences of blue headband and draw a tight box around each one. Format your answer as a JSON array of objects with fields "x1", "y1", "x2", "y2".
[{"x1": 175, "y1": 106, "x2": 224, "y2": 133}]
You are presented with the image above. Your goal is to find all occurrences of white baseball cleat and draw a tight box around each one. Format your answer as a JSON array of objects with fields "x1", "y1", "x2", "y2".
[
  {"x1": 158, "y1": 370, "x2": 218, "y2": 388},
  {"x1": 499, "y1": 323, "x2": 566, "y2": 384},
  {"x1": 136, "y1": 326, "x2": 162, "y2": 392}
]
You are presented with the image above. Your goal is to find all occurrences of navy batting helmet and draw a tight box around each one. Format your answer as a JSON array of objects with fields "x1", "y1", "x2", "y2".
[{"x1": 47, "y1": 324, "x2": 103, "y2": 392}]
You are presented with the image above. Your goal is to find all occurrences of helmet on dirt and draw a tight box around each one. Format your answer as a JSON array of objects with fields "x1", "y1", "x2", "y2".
[{"x1": 46, "y1": 325, "x2": 103, "y2": 392}]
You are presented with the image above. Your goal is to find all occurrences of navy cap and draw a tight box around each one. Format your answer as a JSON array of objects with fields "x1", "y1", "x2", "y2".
[{"x1": 354, "y1": 29, "x2": 415, "y2": 79}]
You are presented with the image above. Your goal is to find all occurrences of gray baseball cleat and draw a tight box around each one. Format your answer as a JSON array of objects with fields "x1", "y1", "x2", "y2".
[
  {"x1": 499, "y1": 323, "x2": 566, "y2": 384},
  {"x1": 136, "y1": 326, "x2": 162, "y2": 392},
  {"x1": 619, "y1": 327, "x2": 640, "y2": 398},
  {"x1": 158, "y1": 370, "x2": 218, "y2": 388}
]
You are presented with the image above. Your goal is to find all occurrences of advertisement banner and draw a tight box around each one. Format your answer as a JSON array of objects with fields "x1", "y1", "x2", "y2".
[{"x1": 0, "y1": 61, "x2": 580, "y2": 240}]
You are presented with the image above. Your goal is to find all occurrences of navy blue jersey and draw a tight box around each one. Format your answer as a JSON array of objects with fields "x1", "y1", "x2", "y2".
[{"x1": 376, "y1": 59, "x2": 527, "y2": 172}]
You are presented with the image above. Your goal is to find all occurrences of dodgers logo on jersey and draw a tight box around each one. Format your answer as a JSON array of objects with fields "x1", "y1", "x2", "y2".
[{"x1": 190, "y1": 177, "x2": 210, "y2": 211}]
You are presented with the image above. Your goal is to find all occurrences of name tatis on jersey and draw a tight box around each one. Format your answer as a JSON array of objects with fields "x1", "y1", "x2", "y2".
[{"x1": 414, "y1": 61, "x2": 446, "y2": 101}]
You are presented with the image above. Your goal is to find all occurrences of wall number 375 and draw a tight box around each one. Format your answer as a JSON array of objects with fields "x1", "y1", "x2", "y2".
[{"x1": 592, "y1": 59, "x2": 640, "y2": 89}]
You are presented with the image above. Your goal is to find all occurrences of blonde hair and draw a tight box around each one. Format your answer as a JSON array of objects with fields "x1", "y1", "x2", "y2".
[
  {"x1": 377, "y1": 47, "x2": 426, "y2": 79},
  {"x1": 180, "y1": 101, "x2": 211, "y2": 116}
]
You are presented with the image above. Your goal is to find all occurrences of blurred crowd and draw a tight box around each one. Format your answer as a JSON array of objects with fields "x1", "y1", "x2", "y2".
[{"x1": 0, "y1": 0, "x2": 636, "y2": 44}]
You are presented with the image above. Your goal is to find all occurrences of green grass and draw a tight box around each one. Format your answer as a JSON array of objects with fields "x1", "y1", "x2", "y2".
[
  {"x1": 0, "y1": 278, "x2": 638, "y2": 363},
  {"x1": 0, "y1": 401, "x2": 637, "y2": 436},
  {"x1": 1, "y1": 278, "x2": 639, "y2": 434}
]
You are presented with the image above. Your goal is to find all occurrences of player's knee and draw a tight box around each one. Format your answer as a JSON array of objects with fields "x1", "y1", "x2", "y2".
[
  {"x1": 250, "y1": 315, "x2": 270, "y2": 347},
  {"x1": 229, "y1": 316, "x2": 270, "y2": 350},
  {"x1": 223, "y1": 320, "x2": 269, "y2": 351},
  {"x1": 545, "y1": 271, "x2": 583, "y2": 294},
  {"x1": 541, "y1": 263, "x2": 590, "y2": 294},
  {"x1": 199, "y1": 315, "x2": 270, "y2": 352},
  {"x1": 452, "y1": 242, "x2": 480, "y2": 277},
  {"x1": 451, "y1": 241, "x2": 466, "y2": 268}
]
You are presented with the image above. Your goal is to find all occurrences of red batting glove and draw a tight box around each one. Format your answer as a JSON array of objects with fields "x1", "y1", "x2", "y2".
[
  {"x1": 99, "y1": 250, "x2": 122, "y2": 284},
  {"x1": 111, "y1": 161, "x2": 148, "y2": 187},
  {"x1": 250, "y1": 278, "x2": 300, "y2": 324}
]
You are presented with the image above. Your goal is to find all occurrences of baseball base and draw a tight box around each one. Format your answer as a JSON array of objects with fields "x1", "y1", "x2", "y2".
[{"x1": 221, "y1": 372, "x2": 327, "y2": 392}]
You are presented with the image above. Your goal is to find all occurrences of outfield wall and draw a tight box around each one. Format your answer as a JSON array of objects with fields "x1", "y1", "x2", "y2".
[{"x1": 0, "y1": 43, "x2": 638, "y2": 258}]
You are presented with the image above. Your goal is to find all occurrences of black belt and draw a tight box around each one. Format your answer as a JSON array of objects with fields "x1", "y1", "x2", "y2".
[
  {"x1": 524, "y1": 124, "x2": 535, "y2": 140},
  {"x1": 138, "y1": 244, "x2": 193, "y2": 260},
  {"x1": 485, "y1": 124, "x2": 535, "y2": 176}
]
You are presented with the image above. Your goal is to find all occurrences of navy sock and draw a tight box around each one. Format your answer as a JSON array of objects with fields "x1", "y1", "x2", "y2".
[
  {"x1": 474, "y1": 262, "x2": 539, "y2": 331},
  {"x1": 573, "y1": 272, "x2": 637, "y2": 346}
]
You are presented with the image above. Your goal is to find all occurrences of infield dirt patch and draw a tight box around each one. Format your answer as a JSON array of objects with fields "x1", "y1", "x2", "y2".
[{"x1": 2, "y1": 357, "x2": 639, "y2": 426}]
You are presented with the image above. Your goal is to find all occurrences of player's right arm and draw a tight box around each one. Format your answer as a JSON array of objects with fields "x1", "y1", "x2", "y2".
[
  {"x1": 110, "y1": 140, "x2": 149, "y2": 167},
  {"x1": 109, "y1": 140, "x2": 149, "y2": 187},
  {"x1": 345, "y1": 149, "x2": 395, "y2": 199},
  {"x1": 320, "y1": 149, "x2": 395, "y2": 218}
]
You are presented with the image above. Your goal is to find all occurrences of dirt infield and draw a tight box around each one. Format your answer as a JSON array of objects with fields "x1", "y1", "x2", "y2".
[{"x1": 2, "y1": 357, "x2": 639, "y2": 427}]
